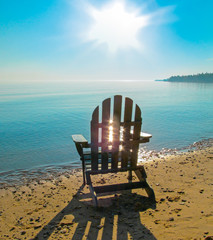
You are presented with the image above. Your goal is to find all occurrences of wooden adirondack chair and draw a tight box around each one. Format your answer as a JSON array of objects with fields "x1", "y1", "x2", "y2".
[{"x1": 72, "y1": 95, "x2": 155, "y2": 206}]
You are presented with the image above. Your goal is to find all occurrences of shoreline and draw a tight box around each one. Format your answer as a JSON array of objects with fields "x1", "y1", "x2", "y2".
[
  {"x1": 0, "y1": 138, "x2": 212, "y2": 189},
  {"x1": 0, "y1": 145, "x2": 213, "y2": 239}
]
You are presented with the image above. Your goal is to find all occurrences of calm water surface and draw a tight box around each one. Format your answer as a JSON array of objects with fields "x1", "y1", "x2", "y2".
[{"x1": 0, "y1": 80, "x2": 213, "y2": 175}]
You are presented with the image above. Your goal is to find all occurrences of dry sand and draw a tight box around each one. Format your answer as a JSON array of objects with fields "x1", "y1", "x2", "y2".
[{"x1": 0, "y1": 147, "x2": 212, "y2": 240}]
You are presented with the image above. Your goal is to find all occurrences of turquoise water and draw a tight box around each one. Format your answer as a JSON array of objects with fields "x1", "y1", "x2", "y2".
[{"x1": 0, "y1": 80, "x2": 213, "y2": 175}]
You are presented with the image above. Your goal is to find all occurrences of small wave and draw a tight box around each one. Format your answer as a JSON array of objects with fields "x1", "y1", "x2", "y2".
[
  {"x1": 0, "y1": 138, "x2": 212, "y2": 189},
  {"x1": 0, "y1": 162, "x2": 81, "y2": 189},
  {"x1": 138, "y1": 138, "x2": 213, "y2": 163}
]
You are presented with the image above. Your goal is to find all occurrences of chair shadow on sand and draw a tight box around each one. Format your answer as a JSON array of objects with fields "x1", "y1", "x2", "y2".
[{"x1": 33, "y1": 185, "x2": 157, "y2": 240}]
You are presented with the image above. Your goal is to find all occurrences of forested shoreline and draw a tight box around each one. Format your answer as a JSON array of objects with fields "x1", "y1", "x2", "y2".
[{"x1": 156, "y1": 73, "x2": 213, "y2": 82}]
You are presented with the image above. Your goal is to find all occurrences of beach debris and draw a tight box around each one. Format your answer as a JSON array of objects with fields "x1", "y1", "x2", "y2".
[
  {"x1": 177, "y1": 190, "x2": 185, "y2": 194},
  {"x1": 199, "y1": 189, "x2": 204, "y2": 193},
  {"x1": 34, "y1": 225, "x2": 42, "y2": 230},
  {"x1": 164, "y1": 223, "x2": 172, "y2": 228},
  {"x1": 97, "y1": 178, "x2": 106, "y2": 184},
  {"x1": 97, "y1": 224, "x2": 104, "y2": 229},
  {"x1": 20, "y1": 231, "x2": 26, "y2": 235},
  {"x1": 60, "y1": 228, "x2": 67, "y2": 234},
  {"x1": 162, "y1": 188, "x2": 174, "y2": 193},
  {"x1": 167, "y1": 196, "x2": 180, "y2": 202},
  {"x1": 154, "y1": 220, "x2": 160, "y2": 224},
  {"x1": 172, "y1": 208, "x2": 182, "y2": 213}
]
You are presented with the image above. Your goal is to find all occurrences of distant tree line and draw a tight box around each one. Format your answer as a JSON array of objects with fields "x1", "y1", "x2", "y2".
[{"x1": 156, "y1": 73, "x2": 213, "y2": 82}]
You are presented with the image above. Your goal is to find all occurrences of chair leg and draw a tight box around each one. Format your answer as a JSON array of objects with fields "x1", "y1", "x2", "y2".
[
  {"x1": 134, "y1": 168, "x2": 147, "y2": 181},
  {"x1": 134, "y1": 168, "x2": 156, "y2": 202},
  {"x1": 82, "y1": 159, "x2": 86, "y2": 185},
  {"x1": 88, "y1": 185, "x2": 98, "y2": 207},
  {"x1": 144, "y1": 183, "x2": 156, "y2": 201},
  {"x1": 128, "y1": 170, "x2": 132, "y2": 181},
  {"x1": 86, "y1": 172, "x2": 98, "y2": 207}
]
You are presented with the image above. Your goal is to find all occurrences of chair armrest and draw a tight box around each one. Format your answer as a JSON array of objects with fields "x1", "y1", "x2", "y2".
[
  {"x1": 139, "y1": 132, "x2": 152, "y2": 143},
  {"x1": 72, "y1": 134, "x2": 88, "y2": 144},
  {"x1": 129, "y1": 131, "x2": 152, "y2": 143},
  {"x1": 140, "y1": 132, "x2": 152, "y2": 138},
  {"x1": 72, "y1": 134, "x2": 89, "y2": 158}
]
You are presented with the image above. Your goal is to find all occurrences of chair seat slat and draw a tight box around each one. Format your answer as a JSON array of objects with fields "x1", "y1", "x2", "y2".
[{"x1": 94, "y1": 181, "x2": 148, "y2": 194}]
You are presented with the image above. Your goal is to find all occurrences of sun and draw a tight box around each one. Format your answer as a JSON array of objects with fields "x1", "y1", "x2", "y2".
[{"x1": 86, "y1": 0, "x2": 150, "y2": 53}]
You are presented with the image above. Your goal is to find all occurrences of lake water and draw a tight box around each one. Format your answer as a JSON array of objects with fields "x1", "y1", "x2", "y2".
[{"x1": 0, "y1": 80, "x2": 213, "y2": 181}]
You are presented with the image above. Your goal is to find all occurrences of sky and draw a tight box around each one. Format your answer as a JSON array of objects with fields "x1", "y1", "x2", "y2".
[{"x1": 0, "y1": 0, "x2": 213, "y2": 82}]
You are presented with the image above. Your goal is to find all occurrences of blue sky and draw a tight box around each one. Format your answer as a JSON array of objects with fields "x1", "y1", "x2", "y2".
[{"x1": 0, "y1": 0, "x2": 213, "y2": 82}]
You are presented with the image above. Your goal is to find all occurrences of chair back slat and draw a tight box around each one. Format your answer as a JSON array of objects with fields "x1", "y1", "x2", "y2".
[
  {"x1": 121, "y1": 97, "x2": 133, "y2": 168},
  {"x1": 101, "y1": 98, "x2": 111, "y2": 170},
  {"x1": 131, "y1": 104, "x2": 142, "y2": 167},
  {"x1": 91, "y1": 106, "x2": 99, "y2": 170},
  {"x1": 111, "y1": 95, "x2": 122, "y2": 169}
]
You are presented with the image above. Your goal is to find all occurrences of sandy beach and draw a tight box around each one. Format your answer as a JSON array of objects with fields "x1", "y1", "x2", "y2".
[{"x1": 0, "y1": 147, "x2": 212, "y2": 240}]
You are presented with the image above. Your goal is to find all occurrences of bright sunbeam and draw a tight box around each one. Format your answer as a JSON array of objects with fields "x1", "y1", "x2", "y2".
[
  {"x1": 109, "y1": 125, "x2": 113, "y2": 142},
  {"x1": 86, "y1": 0, "x2": 150, "y2": 53}
]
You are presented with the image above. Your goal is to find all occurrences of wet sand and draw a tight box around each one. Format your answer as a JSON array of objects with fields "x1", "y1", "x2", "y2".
[{"x1": 0, "y1": 147, "x2": 212, "y2": 239}]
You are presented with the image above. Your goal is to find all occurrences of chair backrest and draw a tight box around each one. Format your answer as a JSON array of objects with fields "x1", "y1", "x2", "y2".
[{"x1": 90, "y1": 95, "x2": 142, "y2": 171}]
